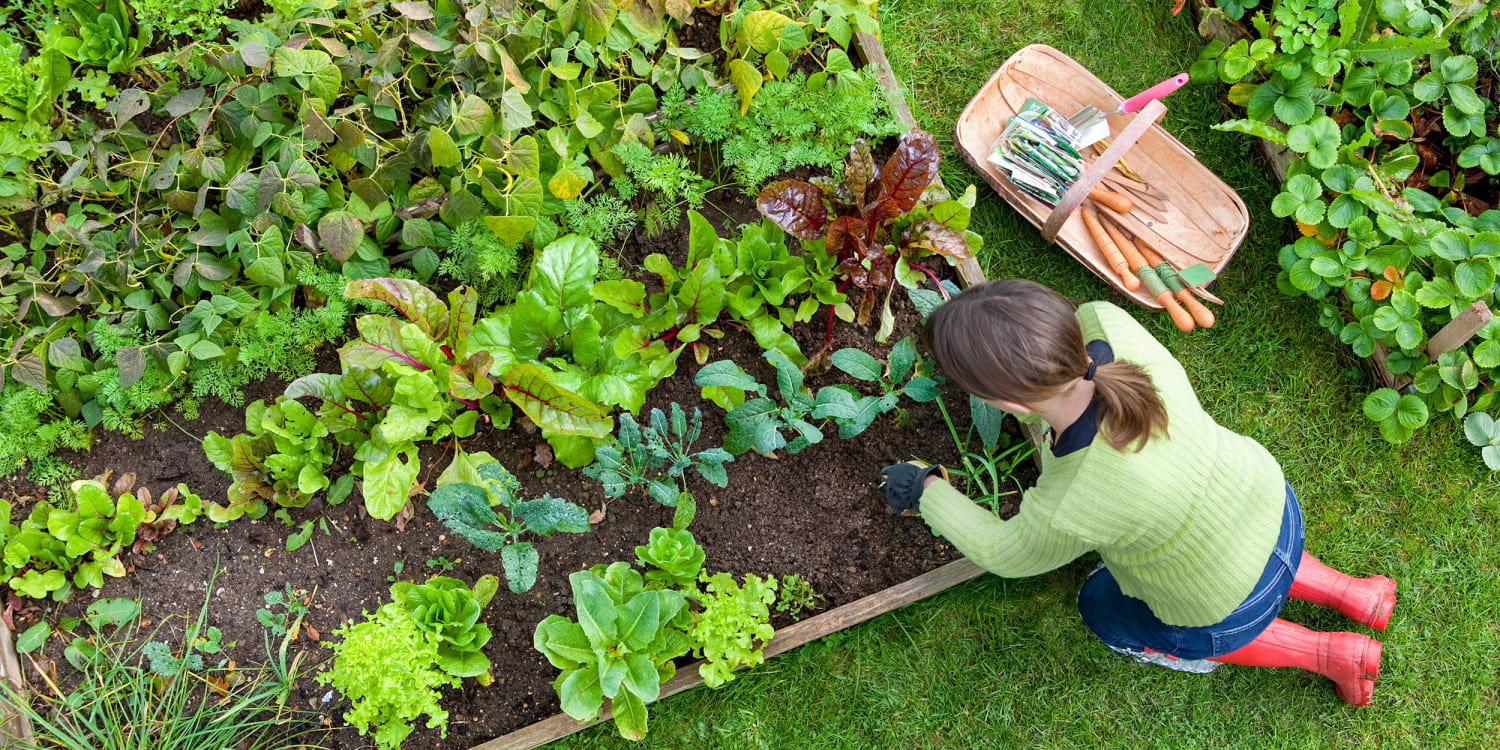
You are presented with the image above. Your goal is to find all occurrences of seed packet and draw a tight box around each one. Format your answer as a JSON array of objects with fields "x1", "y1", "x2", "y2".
[{"x1": 988, "y1": 98, "x2": 1086, "y2": 207}]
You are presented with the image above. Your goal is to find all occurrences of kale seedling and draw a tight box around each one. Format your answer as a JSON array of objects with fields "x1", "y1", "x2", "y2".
[
  {"x1": 584, "y1": 404, "x2": 733, "y2": 530},
  {"x1": 256, "y1": 584, "x2": 309, "y2": 638},
  {"x1": 427, "y1": 460, "x2": 589, "y2": 593}
]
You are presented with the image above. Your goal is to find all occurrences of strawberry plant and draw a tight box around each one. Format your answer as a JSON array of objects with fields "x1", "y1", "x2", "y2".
[
  {"x1": 757, "y1": 131, "x2": 980, "y2": 342},
  {"x1": 426, "y1": 459, "x2": 589, "y2": 593},
  {"x1": 1195, "y1": 1, "x2": 1500, "y2": 447},
  {"x1": 583, "y1": 403, "x2": 733, "y2": 530}
]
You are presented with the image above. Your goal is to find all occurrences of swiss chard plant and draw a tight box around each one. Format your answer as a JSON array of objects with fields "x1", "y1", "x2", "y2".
[
  {"x1": 757, "y1": 131, "x2": 980, "y2": 342},
  {"x1": 1194, "y1": 0, "x2": 1500, "y2": 448},
  {"x1": 583, "y1": 403, "x2": 733, "y2": 530},
  {"x1": 533, "y1": 562, "x2": 694, "y2": 742},
  {"x1": 426, "y1": 457, "x2": 589, "y2": 593},
  {"x1": 202, "y1": 397, "x2": 334, "y2": 518}
]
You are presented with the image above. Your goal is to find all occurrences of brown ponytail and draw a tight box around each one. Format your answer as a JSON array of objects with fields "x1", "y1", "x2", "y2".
[{"x1": 923, "y1": 279, "x2": 1168, "y2": 452}]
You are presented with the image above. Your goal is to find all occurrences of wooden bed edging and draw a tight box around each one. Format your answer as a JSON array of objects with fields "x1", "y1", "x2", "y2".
[
  {"x1": 0, "y1": 617, "x2": 34, "y2": 746},
  {"x1": 470, "y1": 558, "x2": 987, "y2": 750},
  {"x1": 1187, "y1": 0, "x2": 1490, "y2": 388}
]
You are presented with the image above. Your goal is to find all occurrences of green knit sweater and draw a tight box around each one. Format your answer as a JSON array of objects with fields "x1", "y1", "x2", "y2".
[{"x1": 920, "y1": 301, "x2": 1286, "y2": 627}]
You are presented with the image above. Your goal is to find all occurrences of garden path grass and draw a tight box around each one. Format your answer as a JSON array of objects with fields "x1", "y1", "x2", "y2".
[{"x1": 549, "y1": 2, "x2": 1500, "y2": 747}]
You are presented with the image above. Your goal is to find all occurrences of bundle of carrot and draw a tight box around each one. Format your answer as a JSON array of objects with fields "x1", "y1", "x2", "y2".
[{"x1": 1080, "y1": 206, "x2": 1217, "y2": 332}]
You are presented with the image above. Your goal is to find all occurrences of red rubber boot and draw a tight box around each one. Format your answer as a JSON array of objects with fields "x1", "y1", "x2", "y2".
[
  {"x1": 1289, "y1": 552, "x2": 1397, "y2": 630},
  {"x1": 1208, "y1": 618, "x2": 1381, "y2": 706}
]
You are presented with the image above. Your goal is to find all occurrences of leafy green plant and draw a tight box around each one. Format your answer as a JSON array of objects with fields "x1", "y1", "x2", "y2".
[
  {"x1": 774, "y1": 573, "x2": 823, "y2": 619},
  {"x1": 390, "y1": 574, "x2": 500, "y2": 682},
  {"x1": 255, "y1": 583, "x2": 308, "y2": 638},
  {"x1": 533, "y1": 562, "x2": 694, "y2": 741},
  {"x1": 584, "y1": 403, "x2": 733, "y2": 530},
  {"x1": 757, "y1": 131, "x2": 979, "y2": 341},
  {"x1": 318, "y1": 603, "x2": 457, "y2": 750},
  {"x1": 426, "y1": 457, "x2": 589, "y2": 593},
  {"x1": 1464, "y1": 411, "x2": 1500, "y2": 470},
  {"x1": 1197, "y1": 1, "x2": 1500, "y2": 449},
  {"x1": 692, "y1": 571, "x2": 778, "y2": 688},
  {"x1": 130, "y1": 0, "x2": 233, "y2": 40},
  {"x1": 696, "y1": 339, "x2": 936, "y2": 456},
  {"x1": 51, "y1": 0, "x2": 150, "y2": 74},
  {"x1": 658, "y1": 70, "x2": 901, "y2": 191},
  {"x1": 0, "y1": 578, "x2": 326, "y2": 750},
  {"x1": 1, "y1": 473, "x2": 196, "y2": 599},
  {"x1": 612, "y1": 141, "x2": 715, "y2": 237},
  {"x1": 635, "y1": 526, "x2": 706, "y2": 589},
  {"x1": 812, "y1": 337, "x2": 941, "y2": 438},
  {"x1": 202, "y1": 397, "x2": 334, "y2": 516}
]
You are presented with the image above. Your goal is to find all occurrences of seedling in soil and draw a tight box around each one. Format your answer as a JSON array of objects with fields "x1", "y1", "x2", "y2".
[
  {"x1": 774, "y1": 573, "x2": 824, "y2": 619},
  {"x1": 256, "y1": 584, "x2": 309, "y2": 639},
  {"x1": 386, "y1": 560, "x2": 405, "y2": 583},
  {"x1": 427, "y1": 459, "x2": 589, "y2": 593},
  {"x1": 584, "y1": 403, "x2": 733, "y2": 530},
  {"x1": 426, "y1": 556, "x2": 458, "y2": 571},
  {"x1": 922, "y1": 391, "x2": 1035, "y2": 517}
]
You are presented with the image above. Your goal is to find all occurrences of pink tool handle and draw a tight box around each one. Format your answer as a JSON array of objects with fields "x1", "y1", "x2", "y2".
[{"x1": 1120, "y1": 73, "x2": 1189, "y2": 114}]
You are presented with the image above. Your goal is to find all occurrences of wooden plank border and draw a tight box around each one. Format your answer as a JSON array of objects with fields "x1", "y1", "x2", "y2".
[
  {"x1": 472, "y1": 559, "x2": 986, "y2": 750},
  {"x1": 0, "y1": 618, "x2": 34, "y2": 745},
  {"x1": 1187, "y1": 0, "x2": 1489, "y2": 387}
]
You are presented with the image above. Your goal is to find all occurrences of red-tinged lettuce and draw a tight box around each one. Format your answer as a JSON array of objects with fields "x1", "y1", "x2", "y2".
[{"x1": 756, "y1": 129, "x2": 981, "y2": 342}]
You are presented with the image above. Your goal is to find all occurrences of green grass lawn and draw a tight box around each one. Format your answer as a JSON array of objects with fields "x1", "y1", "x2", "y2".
[{"x1": 549, "y1": 2, "x2": 1500, "y2": 747}]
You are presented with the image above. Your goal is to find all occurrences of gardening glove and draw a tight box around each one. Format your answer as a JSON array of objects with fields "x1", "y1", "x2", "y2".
[{"x1": 879, "y1": 461, "x2": 947, "y2": 516}]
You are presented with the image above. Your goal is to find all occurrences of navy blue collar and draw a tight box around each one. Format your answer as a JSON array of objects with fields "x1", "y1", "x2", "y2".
[{"x1": 1051, "y1": 340, "x2": 1113, "y2": 457}]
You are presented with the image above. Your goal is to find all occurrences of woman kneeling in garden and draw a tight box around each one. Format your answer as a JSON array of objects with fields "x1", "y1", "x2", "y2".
[{"x1": 883, "y1": 279, "x2": 1396, "y2": 705}]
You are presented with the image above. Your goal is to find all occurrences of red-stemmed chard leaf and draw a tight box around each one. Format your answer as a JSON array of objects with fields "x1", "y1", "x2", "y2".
[
  {"x1": 344, "y1": 278, "x2": 451, "y2": 341},
  {"x1": 861, "y1": 198, "x2": 903, "y2": 244},
  {"x1": 877, "y1": 129, "x2": 939, "y2": 212},
  {"x1": 906, "y1": 219, "x2": 973, "y2": 261},
  {"x1": 757, "y1": 180, "x2": 828, "y2": 240},
  {"x1": 844, "y1": 139, "x2": 876, "y2": 207},
  {"x1": 825, "y1": 216, "x2": 868, "y2": 261}
]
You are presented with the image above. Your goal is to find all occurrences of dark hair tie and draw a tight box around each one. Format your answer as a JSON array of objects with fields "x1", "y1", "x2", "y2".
[{"x1": 1084, "y1": 360, "x2": 1097, "y2": 381}]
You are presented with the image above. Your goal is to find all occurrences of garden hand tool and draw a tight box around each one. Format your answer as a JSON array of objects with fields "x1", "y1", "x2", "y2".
[
  {"x1": 879, "y1": 461, "x2": 950, "y2": 516},
  {"x1": 1101, "y1": 217, "x2": 1194, "y2": 332},
  {"x1": 1137, "y1": 241, "x2": 1215, "y2": 328},
  {"x1": 1068, "y1": 73, "x2": 1191, "y2": 148},
  {"x1": 1081, "y1": 207, "x2": 1139, "y2": 292},
  {"x1": 1088, "y1": 187, "x2": 1133, "y2": 214}
]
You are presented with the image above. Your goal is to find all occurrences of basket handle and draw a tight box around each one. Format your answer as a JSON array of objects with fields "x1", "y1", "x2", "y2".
[{"x1": 1041, "y1": 99, "x2": 1167, "y2": 243}]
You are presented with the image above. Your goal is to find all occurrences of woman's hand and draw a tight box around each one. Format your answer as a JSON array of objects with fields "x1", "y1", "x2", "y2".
[{"x1": 879, "y1": 461, "x2": 947, "y2": 515}]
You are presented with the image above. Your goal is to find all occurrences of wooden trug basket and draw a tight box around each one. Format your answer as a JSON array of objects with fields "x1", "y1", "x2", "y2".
[{"x1": 955, "y1": 44, "x2": 1248, "y2": 309}]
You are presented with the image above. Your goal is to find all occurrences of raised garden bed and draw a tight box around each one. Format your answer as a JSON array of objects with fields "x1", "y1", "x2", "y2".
[{"x1": 0, "y1": 18, "x2": 1031, "y2": 749}]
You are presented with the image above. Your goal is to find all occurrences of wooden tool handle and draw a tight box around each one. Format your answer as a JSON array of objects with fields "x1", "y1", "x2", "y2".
[
  {"x1": 1100, "y1": 218, "x2": 1148, "y2": 273},
  {"x1": 1157, "y1": 290, "x2": 1196, "y2": 333},
  {"x1": 1088, "y1": 187, "x2": 1133, "y2": 214},
  {"x1": 1081, "y1": 208, "x2": 1139, "y2": 291},
  {"x1": 1136, "y1": 239, "x2": 1217, "y2": 328},
  {"x1": 1176, "y1": 288, "x2": 1215, "y2": 328}
]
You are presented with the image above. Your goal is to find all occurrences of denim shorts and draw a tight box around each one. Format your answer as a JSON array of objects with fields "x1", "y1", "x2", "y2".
[{"x1": 1076, "y1": 483, "x2": 1304, "y2": 659}]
